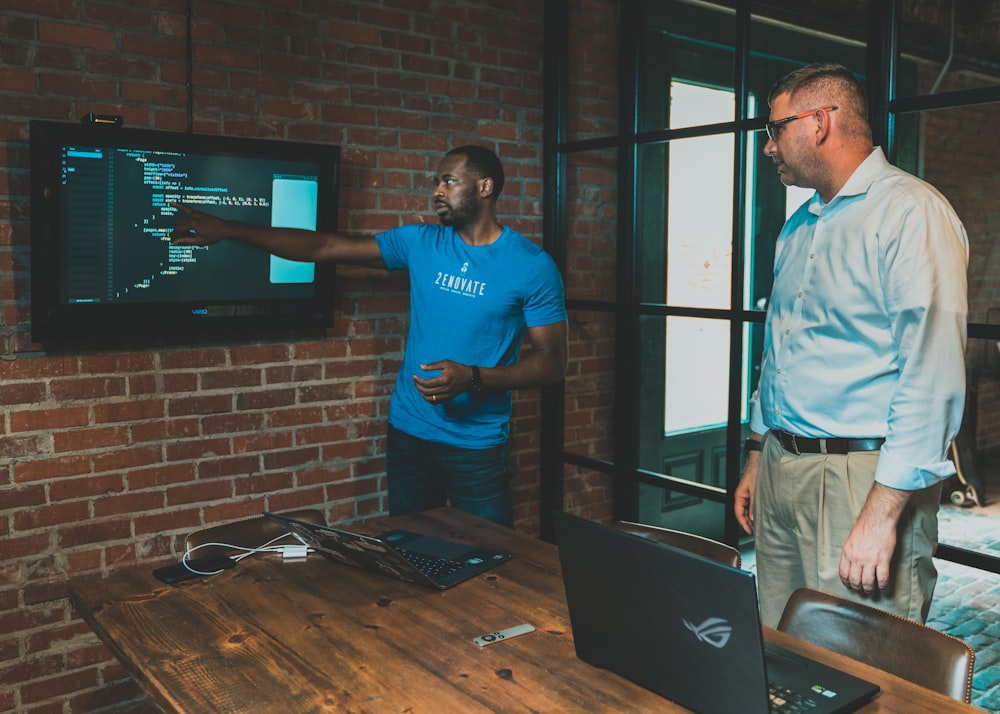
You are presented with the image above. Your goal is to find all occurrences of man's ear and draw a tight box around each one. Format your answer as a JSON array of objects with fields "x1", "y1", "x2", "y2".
[
  {"x1": 478, "y1": 176, "x2": 495, "y2": 199},
  {"x1": 814, "y1": 108, "x2": 833, "y2": 146}
]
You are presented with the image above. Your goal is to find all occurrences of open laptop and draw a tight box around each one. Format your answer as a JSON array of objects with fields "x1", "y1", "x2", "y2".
[
  {"x1": 554, "y1": 512, "x2": 879, "y2": 714},
  {"x1": 263, "y1": 511, "x2": 511, "y2": 590}
]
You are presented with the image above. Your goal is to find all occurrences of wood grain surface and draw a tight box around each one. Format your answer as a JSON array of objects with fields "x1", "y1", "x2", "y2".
[{"x1": 69, "y1": 508, "x2": 980, "y2": 713}]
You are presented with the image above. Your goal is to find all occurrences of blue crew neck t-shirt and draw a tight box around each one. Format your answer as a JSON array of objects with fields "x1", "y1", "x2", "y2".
[{"x1": 374, "y1": 223, "x2": 566, "y2": 449}]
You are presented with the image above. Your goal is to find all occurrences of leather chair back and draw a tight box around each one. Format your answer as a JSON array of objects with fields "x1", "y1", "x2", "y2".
[
  {"x1": 777, "y1": 587, "x2": 975, "y2": 703},
  {"x1": 613, "y1": 520, "x2": 741, "y2": 569}
]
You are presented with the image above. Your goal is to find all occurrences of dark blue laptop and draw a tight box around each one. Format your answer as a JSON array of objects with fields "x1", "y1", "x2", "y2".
[{"x1": 264, "y1": 511, "x2": 510, "y2": 589}]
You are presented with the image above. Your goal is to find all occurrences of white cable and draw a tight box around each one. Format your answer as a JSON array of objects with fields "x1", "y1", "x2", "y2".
[{"x1": 181, "y1": 533, "x2": 312, "y2": 575}]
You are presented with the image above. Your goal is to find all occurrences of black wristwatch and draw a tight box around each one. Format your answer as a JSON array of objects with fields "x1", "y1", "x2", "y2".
[
  {"x1": 468, "y1": 365, "x2": 484, "y2": 393},
  {"x1": 744, "y1": 437, "x2": 762, "y2": 454}
]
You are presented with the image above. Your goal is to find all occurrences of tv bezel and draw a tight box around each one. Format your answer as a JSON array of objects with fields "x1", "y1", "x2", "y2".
[{"x1": 29, "y1": 119, "x2": 340, "y2": 347}]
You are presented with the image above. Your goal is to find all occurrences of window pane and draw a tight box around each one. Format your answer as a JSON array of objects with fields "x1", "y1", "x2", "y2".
[
  {"x1": 638, "y1": 315, "x2": 747, "y2": 480},
  {"x1": 567, "y1": 0, "x2": 619, "y2": 142},
  {"x1": 663, "y1": 317, "x2": 732, "y2": 433},
  {"x1": 566, "y1": 149, "x2": 618, "y2": 303},
  {"x1": 967, "y1": 336, "x2": 1000, "y2": 472},
  {"x1": 745, "y1": 320, "x2": 765, "y2": 424},
  {"x1": 638, "y1": 132, "x2": 738, "y2": 308},
  {"x1": 898, "y1": 0, "x2": 1000, "y2": 96},
  {"x1": 639, "y1": 0, "x2": 736, "y2": 132},
  {"x1": 564, "y1": 309, "x2": 615, "y2": 463},
  {"x1": 667, "y1": 133, "x2": 733, "y2": 309},
  {"x1": 749, "y1": 3, "x2": 867, "y2": 62},
  {"x1": 638, "y1": 481, "x2": 727, "y2": 542},
  {"x1": 893, "y1": 105, "x2": 1000, "y2": 325},
  {"x1": 944, "y1": 338, "x2": 997, "y2": 550}
]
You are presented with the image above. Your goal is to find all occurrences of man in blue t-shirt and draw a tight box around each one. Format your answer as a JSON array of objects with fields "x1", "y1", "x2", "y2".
[{"x1": 172, "y1": 146, "x2": 567, "y2": 526}]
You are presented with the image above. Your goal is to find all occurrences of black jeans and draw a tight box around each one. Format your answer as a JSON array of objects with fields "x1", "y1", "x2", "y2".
[{"x1": 385, "y1": 424, "x2": 514, "y2": 527}]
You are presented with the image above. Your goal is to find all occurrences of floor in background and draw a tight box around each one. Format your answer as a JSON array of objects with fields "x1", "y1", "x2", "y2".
[
  {"x1": 740, "y1": 504, "x2": 1000, "y2": 712},
  {"x1": 932, "y1": 505, "x2": 1000, "y2": 712}
]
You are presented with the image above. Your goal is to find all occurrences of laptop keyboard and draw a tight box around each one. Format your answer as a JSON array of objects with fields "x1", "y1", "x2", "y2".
[
  {"x1": 396, "y1": 548, "x2": 466, "y2": 579},
  {"x1": 769, "y1": 683, "x2": 819, "y2": 713}
]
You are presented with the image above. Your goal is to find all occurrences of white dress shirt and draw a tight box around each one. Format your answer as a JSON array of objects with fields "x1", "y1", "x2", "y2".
[{"x1": 750, "y1": 148, "x2": 969, "y2": 490}]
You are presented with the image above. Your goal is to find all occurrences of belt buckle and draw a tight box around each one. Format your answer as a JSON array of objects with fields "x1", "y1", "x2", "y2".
[{"x1": 790, "y1": 433, "x2": 800, "y2": 455}]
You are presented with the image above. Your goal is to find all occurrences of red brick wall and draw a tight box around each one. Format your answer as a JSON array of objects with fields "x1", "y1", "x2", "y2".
[
  {"x1": 0, "y1": 2, "x2": 549, "y2": 711},
  {"x1": 560, "y1": 0, "x2": 620, "y2": 523}
]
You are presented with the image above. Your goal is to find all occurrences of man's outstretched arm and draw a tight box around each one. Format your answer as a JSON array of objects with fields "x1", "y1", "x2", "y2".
[{"x1": 170, "y1": 204, "x2": 385, "y2": 268}]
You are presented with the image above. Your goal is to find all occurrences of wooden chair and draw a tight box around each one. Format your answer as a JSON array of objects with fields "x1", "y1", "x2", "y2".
[
  {"x1": 613, "y1": 520, "x2": 742, "y2": 569},
  {"x1": 777, "y1": 587, "x2": 975, "y2": 703},
  {"x1": 184, "y1": 508, "x2": 326, "y2": 560}
]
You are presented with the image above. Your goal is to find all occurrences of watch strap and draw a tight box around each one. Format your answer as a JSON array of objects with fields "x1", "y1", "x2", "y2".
[
  {"x1": 744, "y1": 437, "x2": 763, "y2": 454},
  {"x1": 469, "y1": 365, "x2": 483, "y2": 393}
]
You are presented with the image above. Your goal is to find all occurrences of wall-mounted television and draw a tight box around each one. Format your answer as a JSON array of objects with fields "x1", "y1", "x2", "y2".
[{"x1": 30, "y1": 119, "x2": 339, "y2": 346}]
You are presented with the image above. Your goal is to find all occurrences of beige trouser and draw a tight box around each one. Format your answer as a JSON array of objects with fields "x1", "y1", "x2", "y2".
[{"x1": 753, "y1": 434, "x2": 942, "y2": 628}]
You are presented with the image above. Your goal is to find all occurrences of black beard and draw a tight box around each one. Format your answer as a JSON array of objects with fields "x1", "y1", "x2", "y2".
[
  {"x1": 439, "y1": 214, "x2": 469, "y2": 229},
  {"x1": 437, "y1": 205, "x2": 476, "y2": 229},
  {"x1": 435, "y1": 190, "x2": 481, "y2": 229}
]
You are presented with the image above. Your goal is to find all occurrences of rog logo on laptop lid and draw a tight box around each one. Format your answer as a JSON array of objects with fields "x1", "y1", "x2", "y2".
[{"x1": 683, "y1": 617, "x2": 733, "y2": 648}]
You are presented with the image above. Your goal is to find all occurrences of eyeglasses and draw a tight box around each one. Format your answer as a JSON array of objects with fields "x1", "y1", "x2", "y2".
[{"x1": 764, "y1": 106, "x2": 838, "y2": 140}]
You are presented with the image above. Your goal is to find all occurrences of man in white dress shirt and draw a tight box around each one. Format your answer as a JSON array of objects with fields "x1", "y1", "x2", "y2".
[{"x1": 735, "y1": 63, "x2": 969, "y2": 627}]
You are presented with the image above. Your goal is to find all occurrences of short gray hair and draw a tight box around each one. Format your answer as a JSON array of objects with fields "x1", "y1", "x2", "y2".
[{"x1": 768, "y1": 63, "x2": 871, "y2": 142}]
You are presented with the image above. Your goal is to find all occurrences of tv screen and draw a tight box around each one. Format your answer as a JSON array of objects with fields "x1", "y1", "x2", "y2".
[{"x1": 30, "y1": 119, "x2": 339, "y2": 345}]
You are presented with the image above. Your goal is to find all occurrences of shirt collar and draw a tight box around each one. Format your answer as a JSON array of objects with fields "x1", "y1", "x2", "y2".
[{"x1": 808, "y1": 146, "x2": 886, "y2": 215}]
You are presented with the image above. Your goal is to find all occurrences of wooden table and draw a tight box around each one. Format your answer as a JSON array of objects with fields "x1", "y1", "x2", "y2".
[{"x1": 69, "y1": 507, "x2": 980, "y2": 713}]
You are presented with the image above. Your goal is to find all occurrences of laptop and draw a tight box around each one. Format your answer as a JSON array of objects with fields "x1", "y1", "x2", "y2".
[
  {"x1": 554, "y1": 512, "x2": 880, "y2": 714},
  {"x1": 263, "y1": 511, "x2": 511, "y2": 590}
]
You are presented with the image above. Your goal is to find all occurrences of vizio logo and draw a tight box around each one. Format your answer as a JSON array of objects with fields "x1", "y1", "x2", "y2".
[{"x1": 683, "y1": 617, "x2": 733, "y2": 648}]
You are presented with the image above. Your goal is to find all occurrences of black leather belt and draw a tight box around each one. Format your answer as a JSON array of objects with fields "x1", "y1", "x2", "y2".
[{"x1": 773, "y1": 429, "x2": 884, "y2": 455}]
